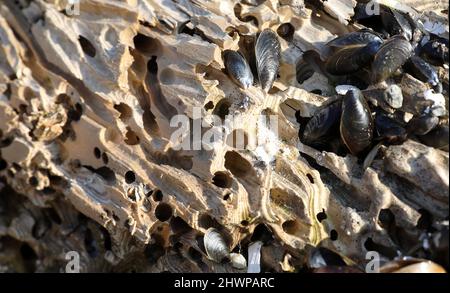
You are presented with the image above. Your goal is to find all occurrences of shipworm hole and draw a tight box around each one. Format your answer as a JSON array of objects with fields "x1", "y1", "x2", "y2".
[
  {"x1": 330, "y1": 229, "x2": 338, "y2": 241},
  {"x1": 251, "y1": 223, "x2": 274, "y2": 243},
  {"x1": 102, "y1": 152, "x2": 109, "y2": 165},
  {"x1": 306, "y1": 173, "x2": 314, "y2": 184},
  {"x1": 204, "y1": 101, "x2": 214, "y2": 110},
  {"x1": 311, "y1": 89, "x2": 323, "y2": 95},
  {"x1": 364, "y1": 237, "x2": 397, "y2": 258},
  {"x1": 101, "y1": 227, "x2": 112, "y2": 251},
  {"x1": 78, "y1": 35, "x2": 96, "y2": 57},
  {"x1": 213, "y1": 99, "x2": 231, "y2": 120},
  {"x1": 148, "y1": 55, "x2": 158, "y2": 75},
  {"x1": 125, "y1": 170, "x2": 136, "y2": 184},
  {"x1": 93, "y1": 147, "x2": 101, "y2": 159},
  {"x1": 224, "y1": 151, "x2": 253, "y2": 179},
  {"x1": 28, "y1": 176, "x2": 38, "y2": 187},
  {"x1": 198, "y1": 213, "x2": 220, "y2": 229},
  {"x1": 114, "y1": 103, "x2": 133, "y2": 121},
  {"x1": 155, "y1": 203, "x2": 173, "y2": 222},
  {"x1": 170, "y1": 217, "x2": 192, "y2": 234},
  {"x1": 226, "y1": 129, "x2": 249, "y2": 149},
  {"x1": 378, "y1": 209, "x2": 395, "y2": 229},
  {"x1": 83, "y1": 165, "x2": 116, "y2": 184},
  {"x1": 240, "y1": 220, "x2": 249, "y2": 226},
  {"x1": 20, "y1": 243, "x2": 37, "y2": 272},
  {"x1": 223, "y1": 193, "x2": 231, "y2": 201},
  {"x1": 277, "y1": 23, "x2": 295, "y2": 41},
  {"x1": 316, "y1": 209, "x2": 327, "y2": 222},
  {"x1": 282, "y1": 220, "x2": 301, "y2": 235},
  {"x1": 0, "y1": 159, "x2": 7, "y2": 170},
  {"x1": 95, "y1": 166, "x2": 116, "y2": 184},
  {"x1": 67, "y1": 103, "x2": 83, "y2": 122},
  {"x1": 133, "y1": 34, "x2": 158, "y2": 54},
  {"x1": 152, "y1": 190, "x2": 163, "y2": 201},
  {"x1": 417, "y1": 209, "x2": 433, "y2": 231},
  {"x1": 124, "y1": 127, "x2": 140, "y2": 145},
  {"x1": 212, "y1": 171, "x2": 232, "y2": 188},
  {"x1": 144, "y1": 242, "x2": 165, "y2": 264}
]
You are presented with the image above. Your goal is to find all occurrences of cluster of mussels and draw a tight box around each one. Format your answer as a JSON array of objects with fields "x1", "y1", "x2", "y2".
[
  {"x1": 299, "y1": 4, "x2": 449, "y2": 161},
  {"x1": 224, "y1": 28, "x2": 281, "y2": 92},
  {"x1": 224, "y1": 4, "x2": 448, "y2": 163}
]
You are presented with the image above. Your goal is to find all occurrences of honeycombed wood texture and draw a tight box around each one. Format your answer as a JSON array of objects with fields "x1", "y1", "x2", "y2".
[{"x1": 0, "y1": 0, "x2": 448, "y2": 272}]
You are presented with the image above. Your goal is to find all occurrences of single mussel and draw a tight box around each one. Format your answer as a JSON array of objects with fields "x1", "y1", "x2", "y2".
[
  {"x1": 406, "y1": 114, "x2": 439, "y2": 136},
  {"x1": 418, "y1": 123, "x2": 449, "y2": 151},
  {"x1": 375, "y1": 112, "x2": 407, "y2": 144},
  {"x1": 223, "y1": 50, "x2": 254, "y2": 89},
  {"x1": 302, "y1": 100, "x2": 342, "y2": 147},
  {"x1": 340, "y1": 89, "x2": 374, "y2": 155},
  {"x1": 420, "y1": 38, "x2": 449, "y2": 66},
  {"x1": 325, "y1": 41, "x2": 381, "y2": 75},
  {"x1": 326, "y1": 29, "x2": 383, "y2": 51},
  {"x1": 372, "y1": 36, "x2": 413, "y2": 84},
  {"x1": 404, "y1": 56, "x2": 441, "y2": 92},
  {"x1": 255, "y1": 29, "x2": 281, "y2": 92},
  {"x1": 203, "y1": 228, "x2": 230, "y2": 263},
  {"x1": 380, "y1": 6, "x2": 414, "y2": 41}
]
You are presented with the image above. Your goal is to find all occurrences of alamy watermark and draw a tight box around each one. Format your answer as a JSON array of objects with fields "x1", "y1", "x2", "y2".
[
  {"x1": 169, "y1": 107, "x2": 280, "y2": 157},
  {"x1": 65, "y1": 250, "x2": 80, "y2": 273}
]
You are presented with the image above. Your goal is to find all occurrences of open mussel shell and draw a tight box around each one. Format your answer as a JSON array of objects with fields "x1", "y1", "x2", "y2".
[
  {"x1": 340, "y1": 89, "x2": 374, "y2": 155},
  {"x1": 325, "y1": 41, "x2": 381, "y2": 75},
  {"x1": 326, "y1": 29, "x2": 383, "y2": 51},
  {"x1": 203, "y1": 228, "x2": 230, "y2": 263},
  {"x1": 372, "y1": 36, "x2": 412, "y2": 84},
  {"x1": 224, "y1": 50, "x2": 254, "y2": 89},
  {"x1": 302, "y1": 100, "x2": 342, "y2": 146},
  {"x1": 255, "y1": 29, "x2": 281, "y2": 93},
  {"x1": 380, "y1": 257, "x2": 446, "y2": 273},
  {"x1": 406, "y1": 114, "x2": 439, "y2": 136}
]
